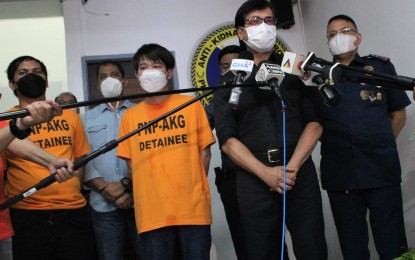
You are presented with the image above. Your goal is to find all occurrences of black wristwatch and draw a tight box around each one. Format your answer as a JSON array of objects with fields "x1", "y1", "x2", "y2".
[
  {"x1": 9, "y1": 118, "x2": 32, "y2": 140},
  {"x1": 120, "y1": 177, "x2": 132, "y2": 193}
]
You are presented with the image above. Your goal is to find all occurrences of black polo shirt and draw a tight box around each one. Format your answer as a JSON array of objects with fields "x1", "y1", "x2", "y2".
[{"x1": 213, "y1": 53, "x2": 320, "y2": 155}]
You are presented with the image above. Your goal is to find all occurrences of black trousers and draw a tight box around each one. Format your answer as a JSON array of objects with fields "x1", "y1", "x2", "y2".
[
  {"x1": 328, "y1": 185, "x2": 407, "y2": 260},
  {"x1": 236, "y1": 158, "x2": 327, "y2": 260},
  {"x1": 215, "y1": 168, "x2": 247, "y2": 259},
  {"x1": 10, "y1": 206, "x2": 97, "y2": 260},
  {"x1": 215, "y1": 168, "x2": 290, "y2": 260}
]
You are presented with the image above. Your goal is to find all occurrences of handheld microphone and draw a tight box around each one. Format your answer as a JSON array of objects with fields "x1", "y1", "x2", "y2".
[
  {"x1": 281, "y1": 52, "x2": 341, "y2": 106},
  {"x1": 319, "y1": 83, "x2": 341, "y2": 107},
  {"x1": 255, "y1": 61, "x2": 285, "y2": 97},
  {"x1": 281, "y1": 51, "x2": 323, "y2": 86},
  {"x1": 228, "y1": 51, "x2": 254, "y2": 107},
  {"x1": 230, "y1": 50, "x2": 254, "y2": 84},
  {"x1": 281, "y1": 51, "x2": 306, "y2": 77},
  {"x1": 301, "y1": 65, "x2": 324, "y2": 87},
  {"x1": 281, "y1": 51, "x2": 343, "y2": 83}
]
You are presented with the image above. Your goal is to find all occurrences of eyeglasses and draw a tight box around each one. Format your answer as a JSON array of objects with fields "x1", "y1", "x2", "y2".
[
  {"x1": 244, "y1": 16, "x2": 275, "y2": 26},
  {"x1": 327, "y1": 27, "x2": 357, "y2": 40}
]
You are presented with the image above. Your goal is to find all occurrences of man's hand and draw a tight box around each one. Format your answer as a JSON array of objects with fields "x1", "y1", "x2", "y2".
[
  {"x1": 18, "y1": 100, "x2": 63, "y2": 130},
  {"x1": 114, "y1": 193, "x2": 133, "y2": 209},
  {"x1": 261, "y1": 166, "x2": 297, "y2": 194},
  {"x1": 48, "y1": 158, "x2": 76, "y2": 183},
  {"x1": 87, "y1": 177, "x2": 108, "y2": 193},
  {"x1": 101, "y1": 182, "x2": 125, "y2": 202}
]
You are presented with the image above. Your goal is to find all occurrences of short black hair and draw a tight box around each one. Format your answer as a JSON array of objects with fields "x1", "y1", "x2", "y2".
[
  {"x1": 235, "y1": 0, "x2": 275, "y2": 50},
  {"x1": 218, "y1": 45, "x2": 241, "y2": 63},
  {"x1": 55, "y1": 92, "x2": 77, "y2": 102},
  {"x1": 7, "y1": 56, "x2": 48, "y2": 82},
  {"x1": 95, "y1": 60, "x2": 125, "y2": 79},
  {"x1": 132, "y1": 43, "x2": 175, "y2": 71},
  {"x1": 327, "y1": 14, "x2": 358, "y2": 32}
]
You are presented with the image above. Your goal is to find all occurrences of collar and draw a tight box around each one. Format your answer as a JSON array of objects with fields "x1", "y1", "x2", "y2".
[
  {"x1": 97, "y1": 100, "x2": 132, "y2": 113},
  {"x1": 350, "y1": 53, "x2": 367, "y2": 66},
  {"x1": 332, "y1": 53, "x2": 366, "y2": 67}
]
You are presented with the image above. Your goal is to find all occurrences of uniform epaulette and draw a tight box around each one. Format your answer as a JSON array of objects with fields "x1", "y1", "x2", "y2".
[{"x1": 362, "y1": 54, "x2": 390, "y2": 63}]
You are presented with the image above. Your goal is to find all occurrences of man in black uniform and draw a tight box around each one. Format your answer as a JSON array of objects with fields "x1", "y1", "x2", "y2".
[
  {"x1": 213, "y1": 1, "x2": 327, "y2": 259},
  {"x1": 315, "y1": 14, "x2": 410, "y2": 260},
  {"x1": 205, "y1": 45, "x2": 248, "y2": 259}
]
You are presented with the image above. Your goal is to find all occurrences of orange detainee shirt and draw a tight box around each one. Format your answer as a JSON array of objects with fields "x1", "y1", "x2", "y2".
[
  {"x1": 5, "y1": 108, "x2": 90, "y2": 210},
  {"x1": 117, "y1": 94, "x2": 215, "y2": 233}
]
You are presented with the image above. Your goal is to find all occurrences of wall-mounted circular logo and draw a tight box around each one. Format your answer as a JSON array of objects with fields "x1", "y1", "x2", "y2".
[{"x1": 190, "y1": 23, "x2": 290, "y2": 107}]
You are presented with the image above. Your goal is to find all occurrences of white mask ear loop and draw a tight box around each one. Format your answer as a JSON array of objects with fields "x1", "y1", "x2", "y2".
[
  {"x1": 329, "y1": 63, "x2": 341, "y2": 81},
  {"x1": 107, "y1": 101, "x2": 120, "y2": 118}
]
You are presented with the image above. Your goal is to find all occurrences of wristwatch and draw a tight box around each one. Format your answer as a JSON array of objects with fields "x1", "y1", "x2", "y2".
[
  {"x1": 120, "y1": 177, "x2": 132, "y2": 193},
  {"x1": 9, "y1": 118, "x2": 32, "y2": 140}
]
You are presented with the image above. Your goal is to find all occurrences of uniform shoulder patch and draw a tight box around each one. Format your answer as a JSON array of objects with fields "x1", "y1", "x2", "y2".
[{"x1": 362, "y1": 54, "x2": 390, "y2": 63}]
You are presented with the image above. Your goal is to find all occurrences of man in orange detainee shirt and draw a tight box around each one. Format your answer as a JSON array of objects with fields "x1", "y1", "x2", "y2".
[
  {"x1": 117, "y1": 43, "x2": 215, "y2": 260},
  {"x1": 0, "y1": 99, "x2": 75, "y2": 260},
  {"x1": 4, "y1": 56, "x2": 95, "y2": 260}
]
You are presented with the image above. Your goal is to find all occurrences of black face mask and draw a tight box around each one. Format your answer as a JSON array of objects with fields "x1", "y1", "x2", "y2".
[{"x1": 16, "y1": 73, "x2": 46, "y2": 99}]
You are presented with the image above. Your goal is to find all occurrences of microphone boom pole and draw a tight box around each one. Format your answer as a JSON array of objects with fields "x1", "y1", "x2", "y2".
[
  {"x1": 0, "y1": 82, "x2": 263, "y2": 211},
  {"x1": 0, "y1": 83, "x2": 267, "y2": 121},
  {"x1": 307, "y1": 54, "x2": 415, "y2": 91},
  {"x1": 0, "y1": 88, "x2": 218, "y2": 211}
]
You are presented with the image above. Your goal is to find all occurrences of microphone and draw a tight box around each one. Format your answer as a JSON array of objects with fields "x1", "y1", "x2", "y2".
[
  {"x1": 255, "y1": 61, "x2": 285, "y2": 97},
  {"x1": 228, "y1": 51, "x2": 254, "y2": 106},
  {"x1": 311, "y1": 55, "x2": 415, "y2": 90},
  {"x1": 281, "y1": 51, "x2": 343, "y2": 83},
  {"x1": 230, "y1": 50, "x2": 254, "y2": 84},
  {"x1": 281, "y1": 51, "x2": 341, "y2": 106},
  {"x1": 281, "y1": 51, "x2": 306, "y2": 77},
  {"x1": 319, "y1": 84, "x2": 341, "y2": 107}
]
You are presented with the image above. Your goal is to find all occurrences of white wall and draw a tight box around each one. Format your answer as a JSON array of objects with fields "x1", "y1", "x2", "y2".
[
  {"x1": 300, "y1": 0, "x2": 415, "y2": 259},
  {"x1": 0, "y1": 0, "x2": 67, "y2": 112},
  {"x1": 62, "y1": 0, "x2": 307, "y2": 99},
  {"x1": 3, "y1": 0, "x2": 413, "y2": 259},
  {"x1": 62, "y1": 0, "x2": 306, "y2": 259}
]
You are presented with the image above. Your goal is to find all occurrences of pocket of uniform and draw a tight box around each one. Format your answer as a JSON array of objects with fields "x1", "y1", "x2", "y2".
[{"x1": 87, "y1": 125, "x2": 108, "y2": 148}]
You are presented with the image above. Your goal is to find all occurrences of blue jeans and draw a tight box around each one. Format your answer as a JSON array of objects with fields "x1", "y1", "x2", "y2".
[
  {"x1": 91, "y1": 208, "x2": 143, "y2": 260},
  {"x1": 140, "y1": 225, "x2": 211, "y2": 260}
]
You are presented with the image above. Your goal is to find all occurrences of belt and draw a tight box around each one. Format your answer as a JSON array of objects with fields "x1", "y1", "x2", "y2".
[{"x1": 253, "y1": 149, "x2": 282, "y2": 164}]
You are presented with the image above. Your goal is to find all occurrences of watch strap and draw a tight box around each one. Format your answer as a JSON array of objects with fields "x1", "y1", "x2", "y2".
[
  {"x1": 120, "y1": 177, "x2": 132, "y2": 193},
  {"x1": 9, "y1": 118, "x2": 32, "y2": 140}
]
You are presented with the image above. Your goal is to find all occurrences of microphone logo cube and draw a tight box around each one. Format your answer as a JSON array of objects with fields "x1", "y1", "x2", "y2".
[
  {"x1": 230, "y1": 59, "x2": 254, "y2": 74},
  {"x1": 281, "y1": 51, "x2": 306, "y2": 76},
  {"x1": 256, "y1": 69, "x2": 266, "y2": 82},
  {"x1": 264, "y1": 64, "x2": 284, "y2": 76}
]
